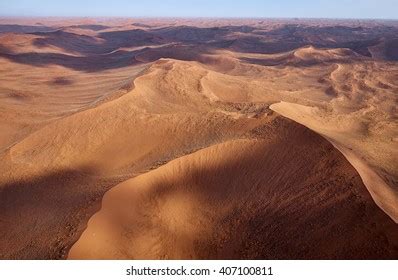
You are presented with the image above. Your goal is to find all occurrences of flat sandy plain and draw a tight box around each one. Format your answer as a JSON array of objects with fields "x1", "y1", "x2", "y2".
[{"x1": 0, "y1": 17, "x2": 397, "y2": 259}]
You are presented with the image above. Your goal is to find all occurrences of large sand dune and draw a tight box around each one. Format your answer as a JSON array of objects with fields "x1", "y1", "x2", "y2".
[
  {"x1": 69, "y1": 117, "x2": 398, "y2": 259},
  {"x1": 0, "y1": 18, "x2": 397, "y2": 259}
]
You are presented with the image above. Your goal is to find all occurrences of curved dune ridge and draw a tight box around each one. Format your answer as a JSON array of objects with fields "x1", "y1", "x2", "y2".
[
  {"x1": 0, "y1": 18, "x2": 397, "y2": 259},
  {"x1": 69, "y1": 117, "x2": 398, "y2": 259},
  {"x1": 270, "y1": 102, "x2": 398, "y2": 222}
]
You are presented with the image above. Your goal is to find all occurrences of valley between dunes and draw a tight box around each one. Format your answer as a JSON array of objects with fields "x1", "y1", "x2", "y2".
[{"x1": 0, "y1": 18, "x2": 397, "y2": 259}]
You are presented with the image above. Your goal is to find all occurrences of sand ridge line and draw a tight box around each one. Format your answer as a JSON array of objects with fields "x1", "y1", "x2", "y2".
[{"x1": 270, "y1": 101, "x2": 398, "y2": 223}]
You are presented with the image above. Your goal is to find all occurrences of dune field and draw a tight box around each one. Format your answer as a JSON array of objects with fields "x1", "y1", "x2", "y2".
[{"x1": 0, "y1": 18, "x2": 397, "y2": 259}]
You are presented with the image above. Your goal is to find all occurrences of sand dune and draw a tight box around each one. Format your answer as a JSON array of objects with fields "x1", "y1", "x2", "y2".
[
  {"x1": 0, "y1": 18, "x2": 397, "y2": 259},
  {"x1": 0, "y1": 59, "x2": 268, "y2": 259},
  {"x1": 69, "y1": 117, "x2": 398, "y2": 259}
]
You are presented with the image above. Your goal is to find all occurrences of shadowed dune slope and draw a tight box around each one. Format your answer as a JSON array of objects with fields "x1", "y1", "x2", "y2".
[
  {"x1": 270, "y1": 101, "x2": 398, "y2": 222},
  {"x1": 69, "y1": 117, "x2": 398, "y2": 260}
]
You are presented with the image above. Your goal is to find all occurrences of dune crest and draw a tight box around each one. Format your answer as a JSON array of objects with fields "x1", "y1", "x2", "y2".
[{"x1": 270, "y1": 101, "x2": 398, "y2": 222}]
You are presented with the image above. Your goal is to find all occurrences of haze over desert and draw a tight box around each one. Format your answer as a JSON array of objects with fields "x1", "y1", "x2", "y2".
[{"x1": 0, "y1": 16, "x2": 397, "y2": 260}]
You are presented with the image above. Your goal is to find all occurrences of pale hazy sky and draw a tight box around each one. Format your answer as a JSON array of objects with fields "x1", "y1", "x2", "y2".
[{"x1": 0, "y1": 0, "x2": 397, "y2": 19}]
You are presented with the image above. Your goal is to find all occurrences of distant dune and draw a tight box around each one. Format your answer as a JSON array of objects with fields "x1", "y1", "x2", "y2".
[{"x1": 0, "y1": 18, "x2": 397, "y2": 259}]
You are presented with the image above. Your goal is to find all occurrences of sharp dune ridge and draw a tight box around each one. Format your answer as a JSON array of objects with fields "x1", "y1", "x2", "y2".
[
  {"x1": 270, "y1": 101, "x2": 398, "y2": 223},
  {"x1": 0, "y1": 18, "x2": 397, "y2": 259}
]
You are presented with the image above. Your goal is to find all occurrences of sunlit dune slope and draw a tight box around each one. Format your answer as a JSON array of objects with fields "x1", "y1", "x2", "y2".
[
  {"x1": 0, "y1": 60, "x2": 269, "y2": 259},
  {"x1": 2, "y1": 60, "x2": 268, "y2": 177}
]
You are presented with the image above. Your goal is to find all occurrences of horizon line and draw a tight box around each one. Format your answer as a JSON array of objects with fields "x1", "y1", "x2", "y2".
[{"x1": 0, "y1": 15, "x2": 398, "y2": 21}]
